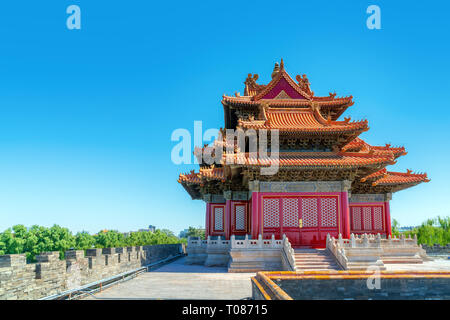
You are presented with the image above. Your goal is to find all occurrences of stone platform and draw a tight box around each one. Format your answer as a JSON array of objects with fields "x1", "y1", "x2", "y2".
[
  {"x1": 83, "y1": 256, "x2": 450, "y2": 300},
  {"x1": 86, "y1": 257, "x2": 255, "y2": 300}
]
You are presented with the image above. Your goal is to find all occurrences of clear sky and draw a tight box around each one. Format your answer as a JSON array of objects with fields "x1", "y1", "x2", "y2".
[{"x1": 0, "y1": 1, "x2": 449, "y2": 234}]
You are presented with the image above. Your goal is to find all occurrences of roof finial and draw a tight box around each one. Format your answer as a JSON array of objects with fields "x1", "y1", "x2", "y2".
[
  {"x1": 280, "y1": 58, "x2": 284, "y2": 70},
  {"x1": 271, "y1": 62, "x2": 280, "y2": 79}
]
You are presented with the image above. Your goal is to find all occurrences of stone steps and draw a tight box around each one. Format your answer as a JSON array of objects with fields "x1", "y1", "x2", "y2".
[
  {"x1": 382, "y1": 257, "x2": 423, "y2": 264},
  {"x1": 345, "y1": 261, "x2": 386, "y2": 271},
  {"x1": 294, "y1": 260, "x2": 336, "y2": 266},
  {"x1": 295, "y1": 256, "x2": 334, "y2": 261},
  {"x1": 293, "y1": 249, "x2": 340, "y2": 271}
]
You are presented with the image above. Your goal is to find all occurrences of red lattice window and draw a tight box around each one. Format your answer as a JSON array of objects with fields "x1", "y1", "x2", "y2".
[
  {"x1": 263, "y1": 198, "x2": 280, "y2": 228},
  {"x1": 320, "y1": 198, "x2": 337, "y2": 227},
  {"x1": 363, "y1": 207, "x2": 372, "y2": 230},
  {"x1": 301, "y1": 198, "x2": 318, "y2": 227},
  {"x1": 214, "y1": 207, "x2": 224, "y2": 231},
  {"x1": 373, "y1": 207, "x2": 383, "y2": 230},
  {"x1": 352, "y1": 207, "x2": 362, "y2": 230},
  {"x1": 282, "y1": 198, "x2": 298, "y2": 227},
  {"x1": 235, "y1": 205, "x2": 246, "y2": 231},
  {"x1": 351, "y1": 205, "x2": 385, "y2": 233}
]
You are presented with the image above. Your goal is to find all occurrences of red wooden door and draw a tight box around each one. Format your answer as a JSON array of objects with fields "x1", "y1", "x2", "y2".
[
  {"x1": 299, "y1": 197, "x2": 320, "y2": 246},
  {"x1": 280, "y1": 197, "x2": 300, "y2": 245},
  {"x1": 299, "y1": 196, "x2": 339, "y2": 247},
  {"x1": 262, "y1": 195, "x2": 339, "y2": 247},
  {"x1": 316, "y1": 196, "x2": 339, "y2": 244},
  {"x1": 262, "y1": 197, "x2": 282, "y2": 239}
]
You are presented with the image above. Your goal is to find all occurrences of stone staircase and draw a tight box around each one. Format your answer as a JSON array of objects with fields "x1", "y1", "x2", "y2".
[{"x1": 293, "y1": 249, "x2": 341, "y2": 271}]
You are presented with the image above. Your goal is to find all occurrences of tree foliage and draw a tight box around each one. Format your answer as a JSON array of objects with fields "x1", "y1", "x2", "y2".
[
  {"x1": 403, "y1": 216, "x2": 450, "y2": 246},
  {"x1": 392, "y1": 219, "x2": 400, "y2": 237},
  {"x1": 186, "y1": 226, "x2": 205, "y2": 240},
  {"x1": 0, "y1": 225, "x2": 183, "y2": 262}
]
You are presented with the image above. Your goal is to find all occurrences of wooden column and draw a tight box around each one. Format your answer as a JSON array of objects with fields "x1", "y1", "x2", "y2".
[
  {"x1": 205, "y1": 202, "x2": 211, "y2": 239},
  {"x1": 385, "y1": 193, "x2": 392, "y2": 237},
  {"x1": 250, "y1": 192, "x2": 260, "y2": 239},
  {"x1": 341, "y1": 181, "x2": 352, "y2": 239},
  {"x1": 224, "y1": 191, "x2": 232, "y2": 240},
  {"x1": 249, "y1": 181, "x2": 260, "y2": 240},
  {"x1": 341, "y1": 192, "x2": 351, "y2": 239},
  {"x1": 225, "y1": 200, "x2": 232, "y2": 239}
]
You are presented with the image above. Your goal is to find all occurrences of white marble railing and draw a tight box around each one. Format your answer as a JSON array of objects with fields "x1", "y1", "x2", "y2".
[
  {"x1": 206, "y1": 236, "x2": 230, "y2": 247},
  {"x1": 230, "y1": 234, "x2": 282, "y2": 249},
  {"x1": 326, "y1": 233, "x2": 424, "y2": 270},
  {"x1": 326, "y1": 234, "x2": 348, "y2": 269},
  {"x1": 380, "y1": 234, "x2": 418, "y2": 247},
  {"x1": 282, "y1": 234, "x2": 296, "y2": 271},
  {"x1": 187, "y1": 236, "x2": 231, "y2": 248},
  {"x1": 329, "y1": 233, "x2": 418, "y2": 249},
  {"x1": 187, "y1": 237, "x2": 207, "y2": 247}
]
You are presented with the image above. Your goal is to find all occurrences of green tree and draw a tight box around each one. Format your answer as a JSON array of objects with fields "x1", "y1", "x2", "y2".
[
  {"x1": 94, "y1": 230, "x2": 126, "y2": 248},
  {"x1": 400, "y1": 216, "x2": 450, "y2": 246},
  {"x1": 391, "y1": 219, "x2": 400, "y2": 237},
  {"x1": 159, "y1": 229, "x2": 175, "y2": 238},
  {"x1": 186, "y1": 226, "x2": 205, "y2": 240},
  {"x1": 0, "y1": 224, "x2": 185, "y2": 260},
  {"x1": 75, "y1": 231, "x2": 96, "y2": 250}
]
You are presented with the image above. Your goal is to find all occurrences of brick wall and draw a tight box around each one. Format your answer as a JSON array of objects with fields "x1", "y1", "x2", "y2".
[
  {"x1": 277, "y1": 278, "x2": 450, "y2": 300},
  {"x1": 421, "y1": 244, "x2": 450, "y2": 254},
  {"x1": 0, "y1": 244, "x2": 183, "y2": 300}
]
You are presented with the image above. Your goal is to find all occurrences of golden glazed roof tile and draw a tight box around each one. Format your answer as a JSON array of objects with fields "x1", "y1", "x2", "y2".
[
  {"x1": 343, "y1": 138, "x2": 406, "y2": 159},
  {"x1": 372, "y1": 170, "x2": 430, "y2": 186},
  {"x1": 222, "y1": 151, "x2": 395, "y2": 168},
  {"x1": 237, "y1": 106, "x2": 368, "y2": 134}
]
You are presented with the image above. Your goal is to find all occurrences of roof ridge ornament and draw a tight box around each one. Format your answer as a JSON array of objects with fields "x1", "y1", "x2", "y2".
[
  {"x1": 310, "y1": 101, "x2": 320, "y2": 112},
  {"x1": 244, "y1": 73, "x2": 265, "y2": 96},
  {"x1": 295, "y1": 74, "x2": 312, "y2": 96}
]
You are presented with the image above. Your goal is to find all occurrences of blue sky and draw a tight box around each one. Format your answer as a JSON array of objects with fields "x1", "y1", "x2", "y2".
[{"x1": 0, "y1": 1, "x2": 449, "y2": 234}]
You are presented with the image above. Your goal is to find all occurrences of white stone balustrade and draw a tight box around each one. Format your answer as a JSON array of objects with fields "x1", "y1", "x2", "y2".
[
  {"x1": 230, "y1": 234, "x2": 282, "y2": 249},
  {"x1": 326, "y1": 233, "x2": 427, "y2": 270},
  {"x1": 281, "y1": 234, "x2": 296, "y2": 271}
]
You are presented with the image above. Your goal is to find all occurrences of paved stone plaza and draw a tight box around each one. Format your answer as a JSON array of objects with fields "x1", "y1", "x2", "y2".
[
  {"x1": 86, "y1": 256, "x2": 450, "y2": 300},
  {"x1": 384, "y1": 256, "x2": 450, "y2": 272},
  {"x1": 86, "y1": 257, "x2": 254, "y2": 300}
]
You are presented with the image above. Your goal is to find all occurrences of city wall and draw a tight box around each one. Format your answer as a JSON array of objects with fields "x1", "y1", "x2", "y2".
[
  {"x1": 0, "y1": 244, "x2": 183, "y2": 300},
  {"x1": 421, "y1": 244, "x2": 450, "y2": 254}
]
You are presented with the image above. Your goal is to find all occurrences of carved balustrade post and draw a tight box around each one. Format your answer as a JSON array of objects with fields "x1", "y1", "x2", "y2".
[
  {"x1": 400, "y1": 234, "x2": 405, "y2": 245},
  {"x1": 363, "y1": 233, "x2": 369, "y2": 247},
  {"x1": 376, "y1": 233, "x2": 381, "y2": 247}
]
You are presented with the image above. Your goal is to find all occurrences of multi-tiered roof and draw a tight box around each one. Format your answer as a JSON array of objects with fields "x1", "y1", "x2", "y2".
[{"x1": 179, "y1": 60, "x2": 429, "y2": 199}]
